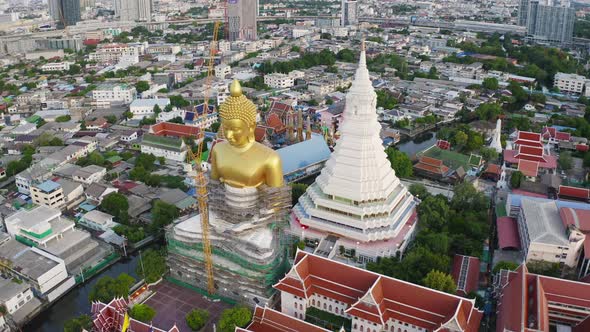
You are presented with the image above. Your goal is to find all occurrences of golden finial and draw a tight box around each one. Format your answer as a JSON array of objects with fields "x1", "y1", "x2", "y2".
[{"x1": 230, "y1": 80, "x2": 242, "y2": 97}]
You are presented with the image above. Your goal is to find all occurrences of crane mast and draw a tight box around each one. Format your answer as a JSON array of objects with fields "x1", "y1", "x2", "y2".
[{"x1": 187, "y1": 20, "x2": 220, "y2": 296}]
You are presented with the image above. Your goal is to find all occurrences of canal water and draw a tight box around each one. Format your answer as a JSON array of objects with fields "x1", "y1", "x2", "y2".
[
  {"x1": 396, "y1": 132, "x2": 437, "y2": 157},
  {"x1": 25, "y1": 251, "x2": 142, "y2": 332}
]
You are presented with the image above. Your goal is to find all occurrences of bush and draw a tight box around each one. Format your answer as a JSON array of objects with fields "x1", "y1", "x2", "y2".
[
  {"x1": 218, "y1": 306, "x2": 252, "y2": 332},
  {"x1": 129, "y1": 304, "x2": 156, "y2": 323},
  {"x1": 510, "y1": 171, "x2": 523, "y2": 188},
  {"x1": 186, "y1": 309, "x2": 210, "y2": 331},
  {"x1": 64, "y1": 314, "x2": 93, "y2": 332}
]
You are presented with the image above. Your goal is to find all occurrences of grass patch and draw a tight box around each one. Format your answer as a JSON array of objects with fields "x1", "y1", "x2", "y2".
[{"x1": 305, "y1": 307, "x2": 351, "y2": 332}]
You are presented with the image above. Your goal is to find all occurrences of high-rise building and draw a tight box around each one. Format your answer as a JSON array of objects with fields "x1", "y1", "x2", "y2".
[
  {"x1": 340, "y1": 0, "x2": 358, "y2": 26},
  {"x1": 114, "y1": 0, "x2": 152, "y2": 22},
  {"x1": 49, "y1": 0, "x2": 81, "y2": 28},
  {"x1": 227, "y1": 0, "x2": 257, "y2": 41},
  {"x1": 518, "y1": 0, "x2": 574, "y2": 45}
]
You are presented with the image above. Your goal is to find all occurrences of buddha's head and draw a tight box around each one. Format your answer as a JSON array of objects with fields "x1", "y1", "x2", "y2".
[{"x1": 219, "y1": 80, "x2": 257, "y2": 148}]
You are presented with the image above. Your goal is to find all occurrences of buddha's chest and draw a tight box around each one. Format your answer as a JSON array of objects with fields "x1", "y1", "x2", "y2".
[{"x1": 214, "y1": 147, "x2": 268, "y2": 187}]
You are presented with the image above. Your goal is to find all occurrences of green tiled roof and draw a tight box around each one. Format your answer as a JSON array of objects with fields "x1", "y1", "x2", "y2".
[
  {"x1": 106, "y1": 156, "x2": 123, "y2": 163},
  {"x1": 141, "y1": 134, "x2": 184, "y2": 152},
  {"x1": 26, "y1": 115, "x2": 41, "y2": 123}
]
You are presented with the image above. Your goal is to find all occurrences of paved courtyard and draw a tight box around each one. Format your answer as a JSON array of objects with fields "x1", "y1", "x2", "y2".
[{"x1": 144, "y1": 280, "x2": 232, "y2": 331}]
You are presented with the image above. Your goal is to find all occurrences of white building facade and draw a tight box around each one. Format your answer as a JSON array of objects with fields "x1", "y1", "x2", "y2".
[
  {"x1": 92, "y1": 83, "x2": 137, "y2": 108},
  {"x1": 264, "y1": 73, "x2": 295, "y2": 89}
]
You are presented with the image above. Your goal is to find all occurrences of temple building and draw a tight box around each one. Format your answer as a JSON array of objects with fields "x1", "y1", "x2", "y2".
[
  {"x1": 275, "y1": 251, "x2": 483, "y2": 332},
  {"x1": 504, "y1": 131, "x2": 557, "y2": 177},
  {"x1": 290, "y1": 44, "x2": 418, "y2": 263}
]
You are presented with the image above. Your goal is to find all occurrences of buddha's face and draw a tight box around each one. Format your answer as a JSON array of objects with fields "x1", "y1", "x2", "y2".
[{"x1": 223, "y1": 118, "x2": 253, "y2": 147}]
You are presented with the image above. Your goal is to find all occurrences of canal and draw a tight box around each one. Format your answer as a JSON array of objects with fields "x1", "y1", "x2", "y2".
[
  {"x1": 25, "y1": 250, "x2": 145, "y2": 332},
  {"x1": 396, "y1": 131, "x2": 437, "y2": 157}
]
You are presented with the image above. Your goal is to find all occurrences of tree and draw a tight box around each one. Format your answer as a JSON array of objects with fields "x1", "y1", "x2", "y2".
[
  {"x1": 511, "y1": 171, "x2": 523, "y2": 188},
  {"x1": 153, "y1": 104, "x2": 162, "y2": 115},
  {"x1": 493, "y1": 261, "x2": 519, "y2": 274},
  {"x1": 475, "y1": 103, "x2": 501, "y2": 121},
  {"x1": 482, "y1": 77, "x2": 499, "y2": 90},
  {"x1": 135, "y1": 153, "x2": 157, "y2": 171},
  {"x1": 480, "y1": 147, "x2": 499, "y2": 161},
  {"x1": 508, "y1": 81, "x2": 528, "y2": 104},
  {"x1": 100, "y1": 193, "x2": 129, "y2": 224},
  {"x1": 423, "y1": 270, "x2": 457, "y2": 294},
  {"x1": 417, "y1": 195, "x2": 450, "y2": 233},
  {"x1": 219, "y1": 306, "x2": 252, "y2": 332},
  {"x1": 186, "y1": 309, "x2": 210, "y2": 331},
  {"x1": 290, "y1": 183, "x2": 309, "y2": 206},
  {"x1": 210, "y1": 122, "x2": 221, "y2": 133},
  {"x1": 129, "y1": 304, "x2": 156, "y2": 323},
  {"x1": 88, "y1": 273, "x2": 135, "y2": 302},
  {"x1": 409, "y1": 183, "x2": 429, "y2": 200},
  {"x1": 453, "y1": 131, "x2": 468, "y2": 147},
  {"x1": 64, "y1": 314, "x2": 93, "y2": 332},
  {"x1": 385, "y1": 148, "x2": 413, "y2": 178},
  {"x1": 136, "y1": 249, "x2": 167, "y2": 283},
  {"x1": 55, "y1": 115, "x2": 72, "y2": 122},
  {"x1": 376, "y1": 90, "x2": 398, "y2": 109},
  {"x1": 67, "y1": 64, "x2": 81, "y2": 75},
  {"x1": 451, "y1": 182, "x2": 488, "y2": 212},
  {"x1": 105, "y1": 114, "x2": 117, "y2": 124},
  {"x1": 558, "y1": 151, "x2": 573, "y2": 170},
  {"x1": 151, "y1": 200, "x2": 179, "y2": 231}
]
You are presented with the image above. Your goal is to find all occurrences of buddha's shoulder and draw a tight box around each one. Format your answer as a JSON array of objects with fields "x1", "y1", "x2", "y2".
[{"x1": 251, "y1": 142, "x2": 280, "y2": 159}]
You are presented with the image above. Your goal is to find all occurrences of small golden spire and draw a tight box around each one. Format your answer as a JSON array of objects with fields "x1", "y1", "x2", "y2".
[{"x1": 230, "y1": 80, "x2": 242, "y2": 97}]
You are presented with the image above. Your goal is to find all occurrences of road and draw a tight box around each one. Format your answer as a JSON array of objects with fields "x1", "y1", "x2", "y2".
[{"x1": 401, "y1": 179, "x2": 454, "y2": 199}]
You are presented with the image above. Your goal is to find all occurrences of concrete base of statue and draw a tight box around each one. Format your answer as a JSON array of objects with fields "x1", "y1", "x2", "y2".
[{"x1": 166, "y1": 180, "x2": 291, "y2": 307}]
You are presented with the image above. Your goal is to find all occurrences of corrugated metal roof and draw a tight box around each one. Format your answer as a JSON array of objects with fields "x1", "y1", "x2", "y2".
[{"x1": 277, "y1": 134, "x2": 331, "y2": 175}]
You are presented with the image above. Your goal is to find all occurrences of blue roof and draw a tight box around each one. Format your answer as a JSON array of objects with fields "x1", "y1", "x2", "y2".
[
  {"x1": 130, "y1": 98, "x2": 170, "y2": 107},
  {"x1": 277, "y1": 134, "x2": 331, "y2": 175},
  {"x1": 79, "y1": 202, "x2": 97, "y2": 212},
  {"x1": 36, "y1": 180, "x2": 61, "y2": 193},
  {"x1": 184, "y1": 111, "x2": 195, "y2": 122},
  {"x1": 551, "y1": 125, "x2": 576, "y2": 132},
  {"x1": 508, "y1": 194, "x2": 590, "y2": 211}
]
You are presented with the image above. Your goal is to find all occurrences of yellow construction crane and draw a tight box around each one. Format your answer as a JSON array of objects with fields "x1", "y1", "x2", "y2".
[{"x1": 186, "y1": 21, "x2": 221, "y2": 296}]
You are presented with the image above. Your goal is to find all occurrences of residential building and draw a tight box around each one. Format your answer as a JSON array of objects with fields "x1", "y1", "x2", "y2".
[
  {"x1": 78, "y1": 210, "x2": 117, "y2": 232},
  {"x1": 5, "y1": 206, "x2": 102, "y2": 272},
  {"x1": 0, "y1": 278, "x2": 34, "y2": 314},
  {"x1": 88, "y1": 43, "x2": 142, "y2": 64},
  {"x1": 0, "y1": 234, "x2": 73, "y2": 301},
  {"x1": 519, "y1": 0, "x2": 575, "y2": 45},
  {"x1": 228, "y1": 0, "x2": 257, "y2": 41},
  {"x1": 554, "y1": 72, "x2": 586, "y2": 94},
  {"x1": 275, "y1": 251, "x2": 483, "y2": 332},
  {"x1": 264, "y1": 73, "x2": 295, "y2": 89},
  {"x1": 517, "y1": 198, "x2": 585, "y2": 268},
  {"x1": 49, "y1": 0, "x2": 81, "y2": 28},
  {"x1": 341, "y1": 0, "x2": 358, "y2": 26},
  {"x1": 55, "y1": 178, "x2": 85, "y2": 210},
  {"x1": 495, "y1": 265, "x2": 590, "y2": 332},
  {"x1": 215, "y1": 64, "x2": 231, "y2": 79},
  {"x1": 40, "y1": 62, "x2": 72, "y2": 72},
  {"x1": 114, "y1": 0, "x2": 152, "y2": 22},
  {"x1": 91, "y1": 83, "x2": 137, "y2": 108},
  {"x1": 31, "y1": 180, "x2": 66, "y2": 210},
  {"x1": 72, "y1": 165, "x2": 106, "y2": 184},
  {"x1": 140, "y1": 134, "x2": 187, "y2": 162},
  {"x1": 290, "y1": 47, "x2": 417, "y2": 262},
  {"x1": 129, "y1": 98, "x2": 171, "y2": 119}
]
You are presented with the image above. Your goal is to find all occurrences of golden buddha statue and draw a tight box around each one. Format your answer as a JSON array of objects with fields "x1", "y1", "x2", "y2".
[{"x1": 210, "y1": 80, "x2": 284, "y2": 188}]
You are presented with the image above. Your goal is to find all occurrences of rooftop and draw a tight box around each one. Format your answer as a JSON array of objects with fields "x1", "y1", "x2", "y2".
[
  {"x1": 520, "y1": 198, "x2": 568, "y2": 246},
  {"x1": 82, "y1": 210, "x2": 114, "y2": 226},
  {"x1": 0, "y1": 238, "x2": 60, "y2": 280},
  {"x1": 130, "y1": 98, "x2": 171, "y2": 107},
  {"x1": 34, "y1": 180, "x2": 61, "y2": 193},
  {"x1": 0, "y1": 277, "x2": 29, "y2": 302},
  {"x1": 277, "y1": 134, "x2": 331, "y2": 175},
  {"x1": 141, "y1": 134, "x2": 184, "y2": 152}
]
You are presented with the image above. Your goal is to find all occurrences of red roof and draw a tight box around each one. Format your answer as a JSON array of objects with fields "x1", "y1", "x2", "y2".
[
  {"x1": 243, "y1": 306, "x2": 330, "y2": 332},
  {"x1": 556, "y1": 131, "x2": 571, "y2": 141},
  {"x1": 517, "y1": 159, "x2": 539, "y2": 177},
  {"x1": 484, "y1": 164, "x2": 501, "y2": 175},
  {"x1": 254, "y1": 126, "x2": 267, "y2": 142},
  {"x1": 266, "y1": 113, "x2": 286, "y2": 134},
  {"x1": 497, "y1": 217, "x2": 521, "y2": 249},
  {"x1": 515, "y1": 131, "x2": 543, "y2": 147},
  {"x1": 275, "y1": 251, "x2": 483, "y2": 331},
  {"x1": 576, "y1": 144, "x2": 590, "y2": 152},
  {"x1": 451, "y1": 254, "x2": 481, "y2": 296},
  {"x1": 559, "y1": 207, "x2": 590, "y2": 233},
  {"x1": 436, "y1": 139, "x2": 451, "y2": 150},
  {"x1": 150, "y1": 122, "x2": 199, "y2": 138},
  {"x1": 504, "y1": 149, "x2": 557, "y2": 170},
  {"x1": 496, "y1": 265, "x2": 590, "y2": 332},
  {"x1": 414, "y1": 156, "x2": 450, "y2": 175},
  {"x1": 83, "y1": 39, "x2": 100, "y2": 46},
  {"x1": 558, "y1": 185, "x2": 590, "y2": 201}
]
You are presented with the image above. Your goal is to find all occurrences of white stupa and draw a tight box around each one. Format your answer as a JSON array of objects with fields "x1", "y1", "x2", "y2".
[
  {"x1": 490, "y1": 118, "x2": 503, "y2": 153},
  {"x1": 290, "y1": 42, "x2": 418, "y2": 261}
]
